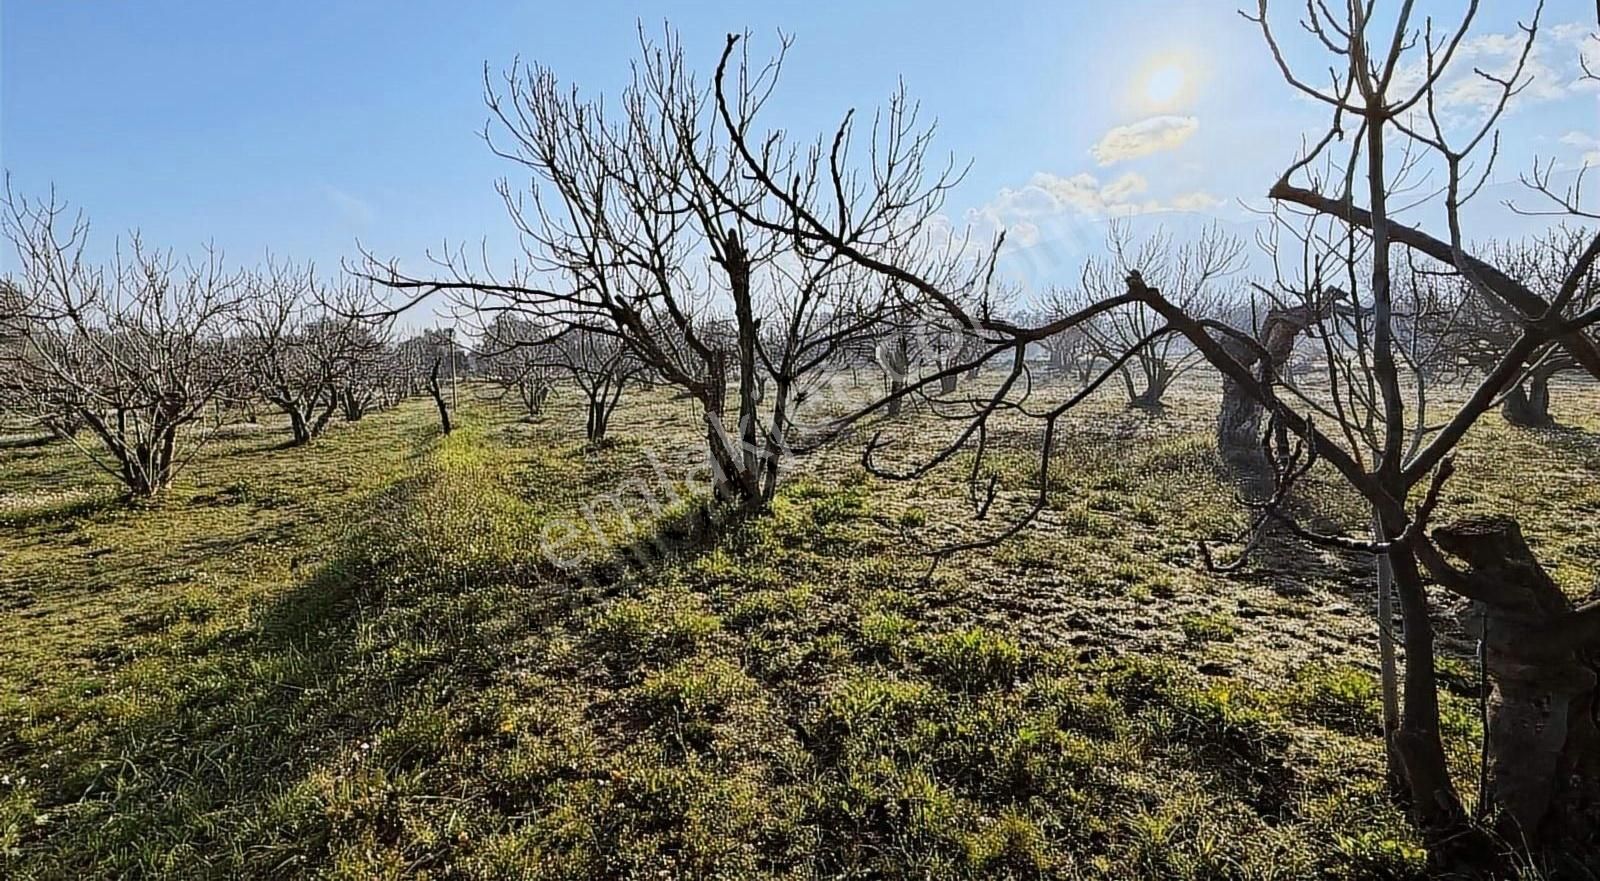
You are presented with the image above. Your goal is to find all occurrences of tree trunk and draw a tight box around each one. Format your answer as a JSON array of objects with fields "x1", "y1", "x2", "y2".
[
  {"x1": 880, "y1": 334, "x2": 910, "y2": 418},
  {"x1": 521, "y1": 381, "x2": 549, "y2": 418},
  {"x1": 341, "y1": 389, "x2": 368, "y2": 422},
  {"x1": 286, "y1": 407, "x2": 312, "y2": 446},
  {"x1": 310, "y1": 389, "x2": 338, "y2": 438},
  {"x1": 428, "y1": 359, "x2": 452, "y2": 436},
  {"x1": 760, "y1": 377, "x2": 793, "y2": 504},
  {"x1": 1434, "y1": 517, "x2": 1600, "y2": 862},
  {"x1": 700, "y1": 348, "x2": 757, "y2": 510},
  {"x1": 585, "y1": 391, "x2": 611, "y2": 442},
  {"x1": 1129, "y1": 368, "x2": 1170, "y2": 410},
  {"x1": 1217, "y1": 375, "x2": 1262, "y2": 463},
  {"x1": 726, "y1": 230, "x2": 762, "y2": 492},
  {"x1": 1387, "y1": 546, "x2": 1471, "y2": 852},
  {"x1": 1501, "y1": 369, "x2": 1554, "y2": 428},
  {"x1": 1217, "y1": 307, "x2": 1320, "y2": 470}
]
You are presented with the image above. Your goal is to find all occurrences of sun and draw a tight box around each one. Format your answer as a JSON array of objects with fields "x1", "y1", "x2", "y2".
[{"x1": 1143, "y1": 63, "x2": 1188, "y2": 106}]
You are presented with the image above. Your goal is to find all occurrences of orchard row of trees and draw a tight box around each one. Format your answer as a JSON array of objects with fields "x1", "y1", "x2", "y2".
[
  {"x1": 3, "y1": 1, "x2": 1599, "y2": 871},
  {"x1": 6, "y1": 190, "x2": 1587, "y2": 499},
  {"x1": 0, "y1": 195, "x2": 487, "y2": 494},
  {"x1": 347, "y1": 4, "x2": 1600, "y2": 872}
]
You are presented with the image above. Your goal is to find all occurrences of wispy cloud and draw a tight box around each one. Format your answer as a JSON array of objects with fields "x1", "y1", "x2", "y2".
[
  {"x1": 966, "y1": 170, "x2": 1217, "y2": 249},
  {"x1": 324, "y1": 186, "x2": 375, "y2": 227},
  {"x1": 1393, "y1": 20, "x2": 1599, "y2": 123},
  {"x1": 1560, "y1": 131, "x2": 1600, "y2": 168},
  {"x1": 1091, "y1": 116, "x2": 1199, "y2": 166}
]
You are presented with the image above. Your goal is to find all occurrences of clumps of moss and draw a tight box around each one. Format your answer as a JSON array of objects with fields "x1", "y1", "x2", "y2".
[
  {"x1": 1327, "y1": 831, "x2": 1429, "y2": 880},
  {"x1": 631, "y1": 657, "x2": 758, "y2": 751},
  {"x1": 810, "y1": 675, "x2": 937, "y2": 758},
  {"x1": 503, "y1": 762, "x2": 778, "y2": 879},
  {"x1": 1101, "y1": 657, "x2": 1295, "y2": 808},
  {"x1": 897, "y1": 506, "x2": 928, "y2": 528},
  {"x1": 962, "y1": 808, "x2": 1054, "y2": 875},
  {"x1": 728, "y1": 587, "x2": 814, "y2": 628},
  {"x1": 808, "y1": 757, "x2": 968, "y2": 875},
  {"x1": 808, "y1": 485, "x2": 870, "y2": 527},
  {"x1": 857, "y1": 610, "x2": 917, "y2": 660},
  {"x1": 1027, "y1": 673, "x2": 1127, "y2": 739}
]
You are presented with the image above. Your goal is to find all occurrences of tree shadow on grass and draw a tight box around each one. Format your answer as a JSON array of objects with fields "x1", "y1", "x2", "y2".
[
  {"x1": 6, "y1": 466, "x2": 723, "y2": 878},
  {"x1": 1525, "y1": 422, "x2": 1600, "y2": 472},
  {"x1": 0, "y1": 432, "x2": 56, "y2": 450},
  {"x1": 1210, "y1": 451, "x2": 1368, "y2": 602},
  {"x1": 0, "y1": 491, "x2": 120, "y2": 531}
]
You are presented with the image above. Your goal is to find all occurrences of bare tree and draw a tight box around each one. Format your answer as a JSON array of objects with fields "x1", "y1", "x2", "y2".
[
  {"x1": 358, "y1": 29, "x2": 902, "y2": 511},
  {"x1": 397, "y1": 329, "x2": 465, "y2": 436},
  {"x1": 243, "y1": 266, "x2": 386, "y2": 445},
  {"x1": 0, "y1": 188, "x2": 249, "y2": 495},
  {"x1": 0, "y1": 276, "x2": 87, "y2": 439},
  {"x1": 553, "y1": 326, "x2": 638, "y2": 443},
  {"x1": 426, "y1": 355, "x2": 453, "y2": 436},
  {"x1": 479, "y1": 312, "x2": 560, "y2": 419},
  {"x1": 1027, "y1": 306, "x2": 1102, "y2": 383},
  {"x1": 706, "y1": 3, "x2": 1600, "y2": 867},
  {"x1": 1419, "y1": 227, "x2": 1600, "y2": 427},
  {"x1": 1067, "y1": 221, "x2": 1245, "y2": 409},
  {"x1": 334, "y1": 318, "x2": 395, "y2": 423}
]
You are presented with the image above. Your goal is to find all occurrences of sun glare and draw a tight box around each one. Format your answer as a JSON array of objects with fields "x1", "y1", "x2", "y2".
[{"x1": 1143, "y1": 63, "x2": 1187, "y2": 106}]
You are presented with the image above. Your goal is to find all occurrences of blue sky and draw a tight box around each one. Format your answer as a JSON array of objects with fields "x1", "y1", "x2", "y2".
[{"x1": 3, "y1": 1, "x2": 1597, "y2": 292}]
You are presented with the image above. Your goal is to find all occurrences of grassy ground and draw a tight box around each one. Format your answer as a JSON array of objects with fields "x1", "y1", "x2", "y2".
[{"x1": 1, "y1": 376, "x2": 1597, "y2": 879}]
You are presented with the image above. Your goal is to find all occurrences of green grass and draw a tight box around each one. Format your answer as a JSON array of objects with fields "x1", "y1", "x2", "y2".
[{"x1": 2, "y1": 377, "x2": 1598, "y2": 878}]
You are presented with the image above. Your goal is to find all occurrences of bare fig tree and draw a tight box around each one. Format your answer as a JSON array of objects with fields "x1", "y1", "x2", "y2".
[
  {"x1": 0, "y1": 188, "x2": 249, "y2": 496},
  {"x1": 1418, "y1": 227, "x2": 1600, "y2": 427},
  {"x1": 244, "y1": 266, "x2": 388, "y2": 445},
  {"x1": 1066, "y1": 221, "x2": 1246, "y2": 409},
  {"x1": 1028, "y1": 307, "x2": 1101, "y2": 383},
  {"x1": 359, "y1": 30, "x2": 906, "y2": 511},
  {"x1": 405, "y1": 328, "x2": 465, "y2": 436},
  {"x1": 705, "y1": 2, "x2": 1600, "y2": 867},
  {"x1": 479, "y1": 312, "x2": 560, "y2": 419}
]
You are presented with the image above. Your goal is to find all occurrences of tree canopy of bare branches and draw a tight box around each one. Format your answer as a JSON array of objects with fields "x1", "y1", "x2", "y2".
[
  {"x1": 1, "y1": 188, "x2": 250, "y2": 495},
  {"x1": 243, "y1": 265, "x2": 390, "y2": 445},
  {"x1": 358, "y1": 29, "x2": 915, "y2": 511},
  {"x1": 1059, "y1": 221, "x2": 1246, "y2": 409}
]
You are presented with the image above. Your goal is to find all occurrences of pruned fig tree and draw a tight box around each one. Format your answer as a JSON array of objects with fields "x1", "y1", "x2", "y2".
[
  {"x1": 1417, "y1": 227, "x2": 1600, "y2": 428},
  {"x1": 1067, "y1": 220, "x2": 1246, "y2": 410},
  {"x1": 243, "y1": 264, "x2": 388, "y2": 445},
  {"x1": 0, "y1": 187, "x2": 249, "y2": 496},
  {"x1": 357, "y1": 29, "x2": 910, "y2": 512},
  {"x1": 479, "y1": 313, "x2": 560, "y2": 420}
]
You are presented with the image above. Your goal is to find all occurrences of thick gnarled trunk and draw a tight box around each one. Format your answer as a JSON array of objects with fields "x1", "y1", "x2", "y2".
[
  {"x1": 1217, "y1": 306, "x2": 1321, "y2": 472},
  {"x1": 1500, "y1": 368, "x2": 1555, "y2": 428},
  {"x1": 1434, "y1": 517, "x2": 1600, "y2": 861}
]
